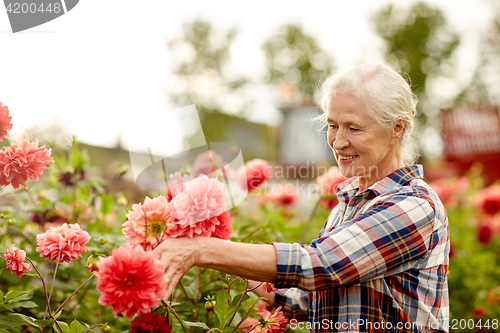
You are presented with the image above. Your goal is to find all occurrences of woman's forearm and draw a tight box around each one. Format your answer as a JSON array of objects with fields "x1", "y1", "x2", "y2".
[{"x1": 196, "y1": 237, "x2": 277, "y2": 283}]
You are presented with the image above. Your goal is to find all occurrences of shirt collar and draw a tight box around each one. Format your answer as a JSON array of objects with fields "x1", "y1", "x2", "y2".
[{"x1": 337, "y1": 165, "x2": 424, "y2": 198}]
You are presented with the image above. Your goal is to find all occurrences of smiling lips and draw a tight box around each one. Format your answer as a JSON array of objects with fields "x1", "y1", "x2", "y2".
[{"x1": 338, "y1": 154, "x2": 358, "y2": 162}]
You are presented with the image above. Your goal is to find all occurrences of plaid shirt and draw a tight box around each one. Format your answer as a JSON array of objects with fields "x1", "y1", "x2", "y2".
[{"x1": 272, "y1": 165, "x2": 449, "y2": 332}]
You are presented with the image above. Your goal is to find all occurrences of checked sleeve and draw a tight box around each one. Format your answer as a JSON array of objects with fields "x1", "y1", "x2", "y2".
[{"x1": 272, "y1": 194, "x2": 436, "y2": 291}]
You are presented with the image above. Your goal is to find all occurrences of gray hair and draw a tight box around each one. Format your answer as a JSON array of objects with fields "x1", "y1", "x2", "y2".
[{"x1": 318, "y1": 63, "x2": 419, "y2": 165}]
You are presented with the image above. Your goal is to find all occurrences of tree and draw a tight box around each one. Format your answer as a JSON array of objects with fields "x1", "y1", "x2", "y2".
[
  {"x1": 372, "y1": 2, "x2": 460, "y2": 125},
  {"x1": 262, "y1": 24, "x2": 334, "y2": 104},
  {"x1": 168, "y1": 19, "x2": 273, "y2": 160},
  {"x1": 457, "y1": 1, "x2": 500, "y2": 106},
  {"x1": 168, "y1": 20, "x2": 248, "y2": 118}
]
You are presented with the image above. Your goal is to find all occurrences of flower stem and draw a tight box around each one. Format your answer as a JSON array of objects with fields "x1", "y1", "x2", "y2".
[
  {"x1": 226, "y1": 279, "x2": 257, "y2": 329},
  {"x1": 299, "y1": 195, "x2": 322, "y2": 244},
  {"x1": 25, "y1": 258, "x2": 64, "y2": 333},
  {"x1": 45, "y1": 249, "x2": 62, "y2": 318},
  {"x1": 84, "y1": 324, "x2": 103, "y2": 333},
  {"x1": 54, "y1": 274, "x2": 94, "y2": 315},
  {"x1": 163, "y1": 300, "x2": 189, "y2": 333},
  {"x1": 231, "y1": 297, "x2": 268, "y2": 333}
]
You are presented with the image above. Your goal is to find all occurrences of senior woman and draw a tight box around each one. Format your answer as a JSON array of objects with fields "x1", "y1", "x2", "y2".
[{"x1": 153, "y1": 63, "x2": 450, "y2": 332}]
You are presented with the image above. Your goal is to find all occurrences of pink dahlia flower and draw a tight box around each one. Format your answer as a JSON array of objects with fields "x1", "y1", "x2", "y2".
[
  {"x1": 165, "y1": 172, "x2": 194, "y2": 202},
  {"x1": 242, "y1": 306, "x2": 288, "y2": 333},
  {"x1": 211, "y1": 211, "x2": 234, "y2": 240},
  {"x1": 95, "y1": 245, "x2": 168, "y2": 320},
  {"x1": 170, "y1": 175, "x2": 227, "y2": 237},
  {"x1": 122, "y1": 195, "x2": 176, "y2": 251},
  {"x1": 3, "y1": 245, "x2": 31, "y2": 277},
  {"x1": 317, "y1": 166, "x2": 347, "y2": 209},
  {"x1": 36, "y1": 223, "x2": 90, "y2": 263},
  {"x1": 191, "y1": 150, "x2": 233, "y2": 179},
  {"x1": 241, "y1": 318, "x2": 260, "y2": 332},
  {"x1": 255, "y1": 300, "x2": 273, "y2": 318},
  {"x1": 0, "y1": 135, "x2": 54, "y2": 190},
  {"x1": 0, "y1": 102, "x2": 13, "y2": 141},
  {"x1": 130, "y1": 313, "x2": 172, "y2": 333},
  {"x1": 237, "y1": 159, "x2": 272, "y2": 192}
]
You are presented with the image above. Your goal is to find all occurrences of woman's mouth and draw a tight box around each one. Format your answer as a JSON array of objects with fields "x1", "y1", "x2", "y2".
[{"x1": 338, "y1": 155, "x2": 358, "y2": 163}]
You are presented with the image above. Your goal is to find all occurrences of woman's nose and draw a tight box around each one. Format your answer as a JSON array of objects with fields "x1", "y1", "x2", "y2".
[{"x1": 332, "y1": 129, "x2": 349, "y2": 150}]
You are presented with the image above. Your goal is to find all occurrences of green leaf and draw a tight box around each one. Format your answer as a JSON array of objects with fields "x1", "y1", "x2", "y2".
[
  {"x1": 214, "y1": 289, "x2": 237, "y2": 329},
  {"x1": 6, "y1": 327, "x2": 20, "y2": 333},
  {"x1": 3, "y1": 292, "x2": 22, "y2": 303},
  {"x1": 53, "y1": 321, "x2": 71, "y2": 333},
  {"x1": 172, "y1": 301, "x2": 194, "y2": 311},
  {"x1": 33, "y1": 318, "x2": 53, "y2": 328},
  {"x1": 180, "y1": 321, "x2": 209, "y2": 330},
  {"x1": 100, "y1": 194, "x2": 114, "y2": 215},
  {"x1": 22, "y1": 273, "x2": 39, "y2": 278},
  {"x1": 0, "y1": 305, "x2": 12, "y2": 312},
  {"x1": 9, "y1": 301, "x2": 37, "y2": 309},
  {"x1": 4, "y1": 290, "x2": 33, "y2": 303},
  {"x1": 70, "y1": 319, "x2": 83, "y2": 333},
  {"x1": 231, "y1": 294, "x2": 250, "y2": 309},
  {"x1": 0, "y1": 291, "x2": 4, "y2": 301},
  {"x1": 8, "y1": 314, "x2": 38, "y2": 328},
  {"x1": 0, "y1": 329, "x2": 9, "y2": 333},
  {"x1": 0, "y1": 314, "x2": 25, "y2": 327},
  {"x1": 217, "y1": 274, "x2": 232, "y2": 286}
]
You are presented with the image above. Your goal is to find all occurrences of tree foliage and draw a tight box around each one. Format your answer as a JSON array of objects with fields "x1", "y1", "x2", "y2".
[
  {"x1": 372, "y1": 2, "x2": 460, "y2": 124},
  {"x1": 458, "y1": 2, "x2": 500, "y2": 106},
  {"x1": 168, "y1": 19, "x2": 249, "y2": 117},
  {"x1": 262, "y1": 24, "x2": 333, "y2": 103}
]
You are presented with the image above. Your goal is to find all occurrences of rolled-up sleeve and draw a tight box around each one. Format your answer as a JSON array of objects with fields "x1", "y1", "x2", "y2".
[
  {"x1": 273, "y1": 288, "x2": 309, "y2": 321},
  {"x1": 272, "y1": 194, "x2": 435, "y2": 291}
]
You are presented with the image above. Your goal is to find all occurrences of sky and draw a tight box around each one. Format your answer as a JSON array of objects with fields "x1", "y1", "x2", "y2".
[{"x1": 0, "y1": 0, "x2": 494, "y2": 158}]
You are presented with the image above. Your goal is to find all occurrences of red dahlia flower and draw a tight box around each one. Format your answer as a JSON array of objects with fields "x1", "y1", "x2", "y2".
[
  {"x1": 261, "y1": 282, "x2": 277, "y2": 294},
  {"x1": 317, "y1": 166, "x2": 347, "y2": 209},
  {"x1": 95, "y1": 245, "x2": 168, "y2": 320},
  {"x1": 478, "y1": 224, "x2": 493, "y2": 244},
  {"x1": 0, "y1": 102, "x2": 13, "y2": 141},
  {"x1": 237, "y1": 159, "x2": 272, "y2": 192},
  {"x1": 211, "y1": 211, "x2": 234, "y2": 240},
  {"x1": 130, "y1": 313, "x2": 172, "y2": 333},
  {"x1": 477, "y1": 186, "x2": 500, "y2": 216},
  {"x1": 0, "y1": 135, "x2": 54, "y2": 190},
  {"x1": 3, "y1": 245, "x2": 31, "y2": 277}
]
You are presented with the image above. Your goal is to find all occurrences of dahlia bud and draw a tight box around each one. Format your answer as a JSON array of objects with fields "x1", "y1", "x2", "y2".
[
  {"x1": 204, "y1": 295, "x2": 215, "y2": 312},
  {"x1": 101, "y1": 323, "x2": 111, "y2": 333},
  {"x1": 98, "y1": 236, "x2": 107, "y2": 245},
  {"x1": 118, "y1": 164, "x2": 128, "y2": 177},
  {"x1": 86, "y1": 254, "x2": 100, "y2": 272},
  {"x1": 204, "y1": 300, "x2": 215, "y2": 312}
]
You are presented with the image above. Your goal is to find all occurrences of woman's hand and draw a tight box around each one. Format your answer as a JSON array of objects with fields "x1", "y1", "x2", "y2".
[
  {"x1": 152, "y1": 237, "x2": 201, "y2": 299},
  {"x1": 152, "y1": 237, "x2": 278, "y2": 299}
]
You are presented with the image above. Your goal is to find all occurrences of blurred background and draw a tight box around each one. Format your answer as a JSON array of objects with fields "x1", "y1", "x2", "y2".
[
  {"x1": 1, "y1": 0, "x2": 499, "y2": 183},
  {"x1": 2, "y1": 0, "x2": 500, "y2": 328}
]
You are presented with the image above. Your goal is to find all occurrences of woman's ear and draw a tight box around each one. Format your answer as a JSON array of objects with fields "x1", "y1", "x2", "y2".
[{"x1": 391, "y1": 116, "x2": 406, "y2": 144}]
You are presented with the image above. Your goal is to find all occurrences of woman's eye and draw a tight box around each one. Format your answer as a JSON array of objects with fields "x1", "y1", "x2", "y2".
[
  {"x1": 350, "y1": 127, "x2": 359, "y2": 132},
  {"x1": 329, "y1": 125, "x2": 338, "y2": 129}
]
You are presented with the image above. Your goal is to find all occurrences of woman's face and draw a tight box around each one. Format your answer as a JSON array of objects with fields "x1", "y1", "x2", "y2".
[{"x1": 327, "y1": 93, "x2": 404, "y2": 186}]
